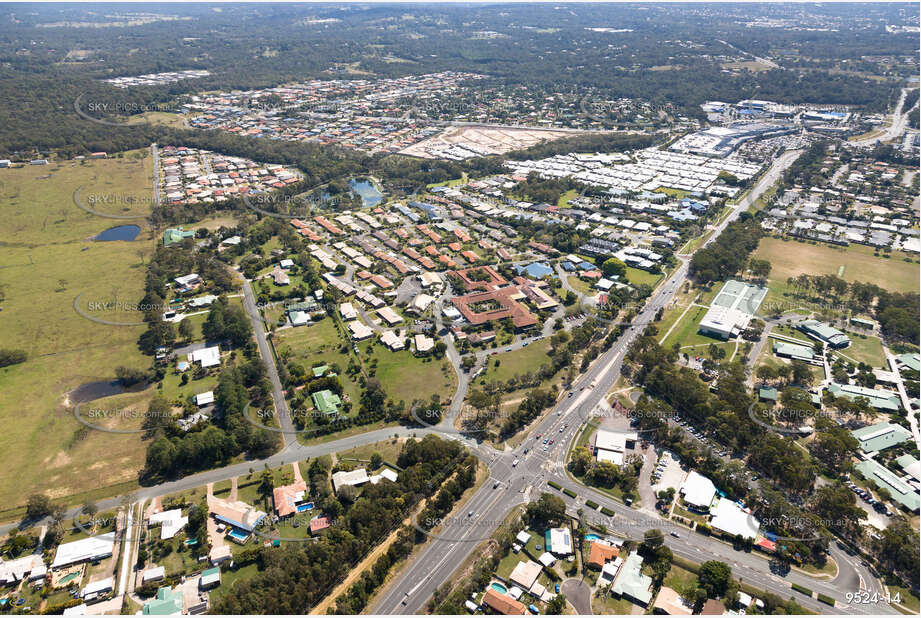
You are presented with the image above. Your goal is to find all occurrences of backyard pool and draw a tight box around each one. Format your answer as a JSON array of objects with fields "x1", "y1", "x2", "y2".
[
  {"x1": 584, "y1": 533, "x2": 601, "y2": 542},
  {"x1": 227, "y1": 529, "x2": 249, "y2": 542},
  {"x1": 490, "y1": 582, "x2": 508, "y2": 595},
  {"x1": 57, "y1": 572, "x2": 80, "y2": 586},
  {"x1": 297, "y1": 502, "x2": 314, "y2": 512}
]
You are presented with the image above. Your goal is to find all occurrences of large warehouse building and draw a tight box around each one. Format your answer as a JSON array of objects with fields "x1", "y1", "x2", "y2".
[{"x1": 698, "y1": 280, "x2": 768, "y2": 340}]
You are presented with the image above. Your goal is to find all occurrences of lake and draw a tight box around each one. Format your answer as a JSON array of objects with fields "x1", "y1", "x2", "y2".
[
  {"x1": 349, "y1": 178, "x2": 384, "y2": 207},
  {"x1": 95, "y1": 224, "x2": 140, "y2": 241}
]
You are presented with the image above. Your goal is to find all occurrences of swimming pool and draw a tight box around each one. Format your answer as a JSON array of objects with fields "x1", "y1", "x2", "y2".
[
  {"x1": 490, "y1": 582, "x2": 508, "y2": 595},
  {"x1": 227, "y1": 529, "x2": 249, "y2": 541},
  {"x1": 584, "y1": 533, "x2": 601, "y2": 542},
  {"x1": 297, "y1": 502, "x2": 314, "y2": 512}
]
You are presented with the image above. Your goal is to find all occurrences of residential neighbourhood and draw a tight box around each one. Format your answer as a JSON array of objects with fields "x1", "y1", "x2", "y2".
[{"x1": 0, "y1": 3, "x2": 918, "y2": 616}]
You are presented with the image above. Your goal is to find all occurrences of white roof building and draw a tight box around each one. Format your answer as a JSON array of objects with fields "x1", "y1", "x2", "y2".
[
  {"x1": 340, "y1": 302, "x2": 358, "y2": 321},
  {"x1": 593, "y1": 429, "x2": 637, "y2": 466},
  {"x1": 80, "y1": 576, "x2": 114, "y2": 599},
  {"x1": 410, "y1": 293, "x2": 435, "y2": 313},
  {"x1": 52, "y1": 534, "x2": 115, "y2": 568},
  {"x1": 547, "y1": 527, "x2": 573, "y2": 555},
  {"x1": 188, "y1": 346, "x2": 220, "y2": 368},
  {"x1": 142, "y1": 566, "x2": 166, "y2": 583},
  {"x1": 378, "y1": 307, "x2": 403, "y2": 326},
  {"x1": 174, "y1": 273, "x2": 201, "y2": 287},
  {"x1": 414, "y1": 334, "x2": 435, "y2": 354},
  {"x1": 195, "y1": 391, "x2": 214, "y2": 407},
  {"x1": 509, "y1": 560, "x2": 542, "y2": 590},
  {"x1": 332, "y1": 469, "x2": 370, "y2": 493},
  {"x1": 348, "y1": 321, "x2": 374, "y2": 341},
  {"x1": 149, "y1": 509, "x2": 189, "y2": 540},
  {"x1": 679, "y1": 471, "x2": 717, "y2": 510},
  {"x1": 709, "y1": 498, "x2": 759, "y2": 540},
  {"x1": 380, "y1": 330, "x2": 405, "y2": 351}
]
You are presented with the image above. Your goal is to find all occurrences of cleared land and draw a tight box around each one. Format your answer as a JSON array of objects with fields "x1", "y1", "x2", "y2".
[
  {"x1": 0, "y1": 152, "x2": 155, "y2": 510},
  {"x1": 399, "y1": 125, "x2": 578, "y2": 158}
]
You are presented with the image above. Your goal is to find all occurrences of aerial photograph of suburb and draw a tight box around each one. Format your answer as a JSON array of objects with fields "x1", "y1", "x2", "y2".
[{"x1": 0, "y1": 1, "x2": 917, "y2": 615}]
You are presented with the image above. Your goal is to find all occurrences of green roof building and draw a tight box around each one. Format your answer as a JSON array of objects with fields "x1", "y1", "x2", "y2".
[
  {"x1": 849, "y1": 317, "x2": 875, "y2": 329},
  {"x1": 758, "y1": 387, "x2": 778, "y2": 402},
  {"x1": 772, "y1": 340, "x2": 816, "y2": 362},
  {"x1": 850, "y1": 421, "x2": 911, "y2": 453},
  {"x1": 797, "y1": 319, "x2": 850, "y2": 349},
  {"x1": 312, "y1": 389, "x2": 342, "y2": 415},
  {"x1": 163, "y1": 228, "x2": 195, "y2": 247},
  {"x1": 896, "y1": 353, "x2": 920, "y2": 373},
  {"x1": 200, "y1": 566, "x2": 221, "y2": 590},
  {"x1": 312, "y1": 365, "x2": 330, "y2": 378},
  {"x1": 142, "y1": 586, "x2": 183, "y2": 615},
  {"x1": 611, "y1": 551, "x2": 653, "y2": 607},
  {"x1": 828, "y1": 383, "x2": 901, "y2": 413},
  {"x1": 854, "y1": 459, "x2": 920, "y2": 513}
]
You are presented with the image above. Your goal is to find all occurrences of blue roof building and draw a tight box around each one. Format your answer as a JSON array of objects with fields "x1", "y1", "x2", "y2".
[{"x1": 516, "y1": 262, "x2": 555, "y2": 279}]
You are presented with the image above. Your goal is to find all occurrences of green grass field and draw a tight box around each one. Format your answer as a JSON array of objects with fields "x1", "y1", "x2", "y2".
[
  {"x1": 366, "y1": 343, "x2": 456, "y2": 406},
  {"x1": 660, "y1": 305, "x2": 718, "y2": 349},
  {"x1": 0, "y1": 151, "x2": 156, "y2": 509},
  {"x1": 565, "y1": 276, "x2": 593, "y2": 296},
  {"x1": 663, "y1": 563, "x2": 698, "y2": 596},
  {"x1": 754, "y1": 237, "x2": 920, "y2": 294},
  {"x1": 556, "y1": 189, "x2": 579, "y2": 207},
  {"x1": 835, "y1": 331, "x2": 887, "y2": 368},
  {"x1": 625, "y1": 266, "x2": 663, "y2": 288},
  {"x1": 336, "y1": 438, "x2": 405, "y2": 469},
  {"x1": 484, "y1": 343, "x2": 553, "y2": 383}
]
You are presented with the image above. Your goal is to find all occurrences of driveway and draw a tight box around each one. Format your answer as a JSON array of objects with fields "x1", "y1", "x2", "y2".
[{"x1": 560, "y1": 578, "x2": 592, "y2": 615}]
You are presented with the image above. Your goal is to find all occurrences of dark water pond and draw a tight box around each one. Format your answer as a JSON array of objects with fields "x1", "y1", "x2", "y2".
[{"x1": 95, "y1": 224, "x2": 140, "y2": 241}]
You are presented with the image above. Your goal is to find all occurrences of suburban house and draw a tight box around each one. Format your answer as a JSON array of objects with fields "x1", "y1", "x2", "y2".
[
  {"x1": 312, "y1": 389, "x2": 342, "y2": 415},
  {"x1": 653, "y1": 586, "x2": 694, "y2": 615},
  {"x1": 545, "y1": 527, "x2": 572, "y2": 556},
  {"x1": 147, "y1": 509, "x2": 188, "y2": 540},
  {"x1": 272, "y1": 480, "x2": 309, "y2": 518},
  {"x1": 163, "y1": 228, "x2": 195, "y2": 246},
  {"x1": 587, "y1": 540, "x2": 619, "y2": 569},
  {"x1": 331, "y1": 469, "x2": 370, "y2": 494},
  {"x1": 51, "y1": 535, "x2": 115, "y2": 569},
  {"x1": 209, "y1": 498, "x2": 266, "y2": 543},
  {"x1": 199, "y1": 567, "x2": 221, "y2": 591},
  {"x1": 414, "y1": 334, "x2": 435, "y2": 355},
  {"x1": 188, "y1": 345, "x2": 221, "y2": 369},
  {"x1": 482, "y1": 588, "x2": 527, "y2": 615},
  {"x1": 142, "y1": 586, "x2": 184, "y2": 615},
  {"x1": 611, "y1": 551, "x2": 653, "y2": 607},
  {"x1": 508, "y1": 560, "x2": 542, "y2": 591}
]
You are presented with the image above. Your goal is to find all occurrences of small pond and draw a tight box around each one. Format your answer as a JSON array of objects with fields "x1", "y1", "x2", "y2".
[{"x1": 95, "y1": 224, "x2": 140, "y2": 241}]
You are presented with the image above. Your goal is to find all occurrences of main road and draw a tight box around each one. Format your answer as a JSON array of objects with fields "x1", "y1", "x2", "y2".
[
  {"x1": 372, "y1": 147, "x2": 896, "y2": 616},
  {"x1": 850, "y1": 87, "x2": 916, "y2": 147}
]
